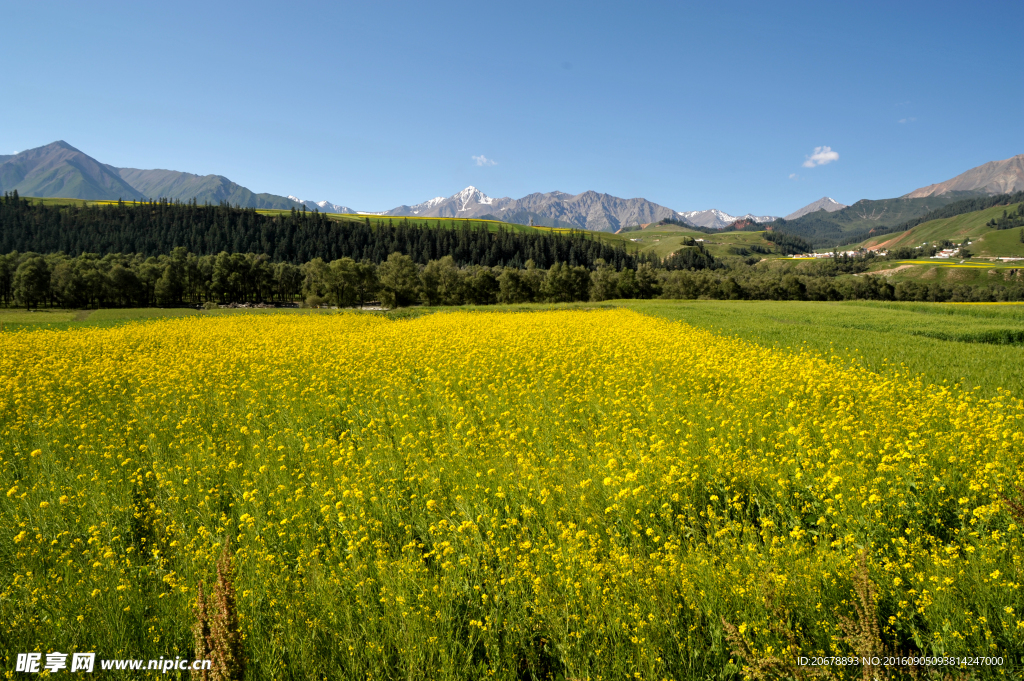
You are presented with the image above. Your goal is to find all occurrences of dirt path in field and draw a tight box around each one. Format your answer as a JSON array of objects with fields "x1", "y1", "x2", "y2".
[
  {"x1": 865, "y1": 264, "x2": 916, "y2": 278},
  {"x1": 73, "y1": 310, "x2": 93, "y2": 322}
]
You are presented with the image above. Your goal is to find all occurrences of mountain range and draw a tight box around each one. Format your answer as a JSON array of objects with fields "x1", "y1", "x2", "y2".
[
  {"x1": 1, "y1": 141, "x2": 1021, "y2": 233},
  {"x1": 677, "y1": 209, "x2": 778, "y2": 229},
  {"x1": 377, "y1": 186, "x2": 694, "y2": 231},
  {"x1": 287, "y1": 196, "x2": 356, "y2": 214},
  {"x1": 0, "y1": 141, "x2": 297, "y2": 209}
]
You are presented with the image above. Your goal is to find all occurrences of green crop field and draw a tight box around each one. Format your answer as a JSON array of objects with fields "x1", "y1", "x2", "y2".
[{"x1": 23, "y1": 197, "x2": 104, "y2": 208}]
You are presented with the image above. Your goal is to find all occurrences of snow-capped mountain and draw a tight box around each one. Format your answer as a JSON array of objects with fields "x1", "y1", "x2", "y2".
[
  {"x1": 383, "y1": 186, "x2": 513, "y2": 218},
  {"x1": 783, "y1": 197, "x2": 847, "y2": 221},
  {"x1": 287, "y1": 196, "x2": 356, "y2": 214},
  {"x1": 678, "y1": 209, "x2": 779, "y2": 230}
]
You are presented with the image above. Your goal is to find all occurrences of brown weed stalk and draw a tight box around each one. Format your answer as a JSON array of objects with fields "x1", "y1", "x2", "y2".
[
  {"x1": 193, "y1": 582, "x2": 212, "y2": 681},
  {"x1": 193, "y1": 541, "x2": 247, "y2": 681}
]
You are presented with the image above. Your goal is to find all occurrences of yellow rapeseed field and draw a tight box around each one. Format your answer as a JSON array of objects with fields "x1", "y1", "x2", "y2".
[{"x1": 1, "y1": 310, "x2": 1022, "y2": 679}]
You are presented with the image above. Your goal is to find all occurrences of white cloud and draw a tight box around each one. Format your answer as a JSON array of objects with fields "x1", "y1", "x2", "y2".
[
  {"x1": 802, "y1": 146, "x2": 839, "y2": 168},
  {"x1": 789, "y1": 173, "x2": 798, "y2": 180},
  {"x1": 472, "y1": 155, "x2": 497, "y2": 167},
  {"x1": 898, "y1": 117, "x2": 916, "y2": 124}
]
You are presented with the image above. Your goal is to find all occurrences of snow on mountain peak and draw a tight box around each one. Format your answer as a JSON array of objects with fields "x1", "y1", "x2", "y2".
[
  {"x1": 288, "y1": 195, "x2": 353, "y2": 214},
  {"x1": 408, "y1": 195, "x2": 448, "y2": 214},
  {"x1": 453, "y1": 186, "x2": 494, "y2": 210},
  {"x1": 676, "y1": 208, "x2": 779, "y2": 229}
]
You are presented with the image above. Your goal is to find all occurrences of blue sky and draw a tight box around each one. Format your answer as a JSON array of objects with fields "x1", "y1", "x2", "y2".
[{"x1": 3, "y1": 0, "x2": 1022, "y2": 216}]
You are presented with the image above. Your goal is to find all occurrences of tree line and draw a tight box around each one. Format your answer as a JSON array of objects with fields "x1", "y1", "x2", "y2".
[
  {"x1": 0, "y1": 249, "x2": 671, "y2": 310},
  {"x1": 0, "y1": 192, "x2": 665, "y2": 270},
  {"x1": 5, "y1": 246, "x2": 1023, "y2": 310}
]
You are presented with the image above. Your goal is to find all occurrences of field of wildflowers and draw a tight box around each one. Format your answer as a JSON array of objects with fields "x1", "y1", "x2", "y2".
[{"x1": 1, "y1": 309, "x2": 1022, "y2": 679}]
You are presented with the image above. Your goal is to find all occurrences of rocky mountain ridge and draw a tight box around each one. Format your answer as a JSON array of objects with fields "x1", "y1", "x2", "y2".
[{"x1": 904, "y1": 154, "x2": 1024, "y2": 198}]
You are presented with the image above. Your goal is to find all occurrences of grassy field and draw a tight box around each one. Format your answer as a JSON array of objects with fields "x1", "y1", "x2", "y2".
[
  {"x1": 619, "y1": 225, "x2": 781, "y2": 260},
  {"x1": 1, "y1": 309, "x2": 1021, "y2": 679},
  {"x1": 860, "y1": 259, "x2": 1024, "y2": 288},
  {"x1": 0, "y1": 306, "x2": 349, "y2": 333}
]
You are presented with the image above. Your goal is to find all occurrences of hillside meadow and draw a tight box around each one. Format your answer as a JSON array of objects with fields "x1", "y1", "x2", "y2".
[
  {"x1": 1, "y1": 306, "x2": 1022, "y2": 679},
  {"x1": 859, "y1": 203, "x2": 1024, "y2": 259}
]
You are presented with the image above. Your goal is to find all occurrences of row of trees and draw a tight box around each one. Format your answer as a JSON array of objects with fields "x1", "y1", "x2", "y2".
[
  {"x1": 6, "y1": 247, "x2": 1023, "y2": 309},
  {"x1": 0, "y1": 249, "x2": 665, "y2": 310}
]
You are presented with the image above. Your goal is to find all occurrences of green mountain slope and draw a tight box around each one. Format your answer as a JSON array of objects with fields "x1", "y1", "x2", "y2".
[
  {"x1": 116, "y1": 168, "x2": 297, "y2": 208},
  {"x1": 1, "y1": 142, "x2": 299, "y2": 209},
  {"x1": 769, "y1": 194, "x2": 978, "y2": 247},
  {"x1": 860, "y1": 202, "x2": 1024, "y2": 257},
  {"x1": 0, "y1": 141, "x2": 142, "y2": 201}
]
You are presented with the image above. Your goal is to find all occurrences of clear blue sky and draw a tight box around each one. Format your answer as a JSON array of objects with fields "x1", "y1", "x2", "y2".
[{"x1": 3, "y1": 0, "x2": 1022, "y2": 216}]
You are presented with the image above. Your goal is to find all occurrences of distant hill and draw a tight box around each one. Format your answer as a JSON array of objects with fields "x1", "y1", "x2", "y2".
[
  {"x1": 0, "y1": 141, "x2": 142, "y2": 201},
  {"x1": 858, "y1": 197, "x2": 1024, "y2": 258},
  {"x1": 117, "y1": 167, "x2": 297, "y2": 209},
  {"x1": 1, "y1": 142, "x2": 301, "y2": 209},
  {"x1": 784, "y1": 197, "x2": 846, "y2": 221},
  {"x1": 905, "y1": 154, "x2": 1024, "y2": 198}
]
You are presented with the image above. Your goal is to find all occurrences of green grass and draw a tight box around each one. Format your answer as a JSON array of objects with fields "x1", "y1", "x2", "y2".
[
  {"x1": 0, "y1": 309, "x2": 80, "y2": 325},
  {"x1": 623, "y1": 227, "x2": 781, "y2": 259}
]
